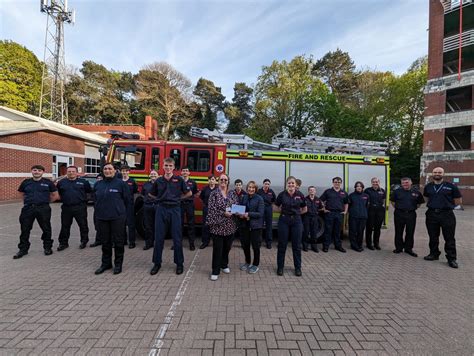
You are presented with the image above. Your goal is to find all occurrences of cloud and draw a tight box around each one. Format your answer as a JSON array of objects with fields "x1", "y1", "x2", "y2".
[{"x1": 1, "y1": 0, "x2": 429, "y2": 99}]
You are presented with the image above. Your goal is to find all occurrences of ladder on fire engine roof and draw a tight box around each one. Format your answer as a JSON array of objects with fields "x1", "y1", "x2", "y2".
[
  {"x1": 189, "y1": 127, "x2": 279, "y2": 150},
  {"x1": 190, "y1": 127, "x2": 388, "y2": 155}
]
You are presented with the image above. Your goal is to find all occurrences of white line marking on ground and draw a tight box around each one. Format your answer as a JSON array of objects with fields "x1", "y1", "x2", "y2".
[{"x1": 148, "y1": 249, "x2": 201, "y2": 356}]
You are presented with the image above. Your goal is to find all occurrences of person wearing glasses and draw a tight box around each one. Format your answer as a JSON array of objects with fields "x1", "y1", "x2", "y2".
[
  {"x1": 207, "y1": 173, "x2": 238, "y2": 281},
  {"x1": 273, "y1": 176, "x2": 307, "y2": 277},
  {"x1": 320, "y1": 177, "x2": 349, "y2": 253},
  {"x1": 423, "y1": 167, "x2": 462, "y2": 268},
  {"x1": 149, "y1": 158, "x2": 192, "y2": 276}
]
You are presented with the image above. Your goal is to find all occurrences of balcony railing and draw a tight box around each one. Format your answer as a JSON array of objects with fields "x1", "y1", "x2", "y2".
[
  {"x1": 444, "y1": 29, "x2": 474, "y2": 52},
  {"x1": 440, "y1": 0, "x2": 473, "y2": 14}
]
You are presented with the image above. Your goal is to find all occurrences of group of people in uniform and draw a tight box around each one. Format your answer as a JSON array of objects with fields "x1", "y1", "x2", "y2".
[{"x1": 13, "y1": 161, "x2": 463, "y2": 278}]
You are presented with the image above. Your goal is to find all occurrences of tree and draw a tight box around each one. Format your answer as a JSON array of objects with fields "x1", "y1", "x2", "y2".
[
  {"x1": 250, "y1": 55, "x2": 331, "y2": 142},
  {"x1": 65, "y1": 61, "x2": 133, "y2": 123},
  {"x1": 0, "y1": 40, "x2": 42, "y2": 114},
  {"x1": 225, "y1": 82, "x2": 253, "y2": 134},
  {"x1": 312, "y1": 49, "x2": 359, "y2": 107},
  {"x1": 134, "y1": 62, "x2": 193, "y2": 139},
  {"x1": 193, "y1": 78, "x2": 226, "y2": 130}
]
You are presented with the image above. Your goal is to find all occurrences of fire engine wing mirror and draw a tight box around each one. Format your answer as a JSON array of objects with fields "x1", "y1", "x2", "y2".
[{"x1": 117, "y1": 146, "x2": 138, "y2": 153}]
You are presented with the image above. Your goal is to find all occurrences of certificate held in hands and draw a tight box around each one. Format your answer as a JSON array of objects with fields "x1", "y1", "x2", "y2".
[{"x1": 230, "y1": 204, "x2": 246, "y2": 215}]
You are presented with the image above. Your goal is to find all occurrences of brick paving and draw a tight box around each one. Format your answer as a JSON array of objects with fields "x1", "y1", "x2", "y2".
[{"x1": 0, "y1": 202, "x2": 473, "y2": 355}]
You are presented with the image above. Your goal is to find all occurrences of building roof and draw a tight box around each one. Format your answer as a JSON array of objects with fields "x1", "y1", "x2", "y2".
[{"x1": 0, "y1": 106, "x2": 107, "y2": 144}]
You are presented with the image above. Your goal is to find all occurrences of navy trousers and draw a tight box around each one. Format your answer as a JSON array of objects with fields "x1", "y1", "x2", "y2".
[
  {"x1": 324, "y1": 211, "x2": 343, "y2": 249},
  {"x1": 277, "y1": 215, "x2": 302, "y2": 270},
  {"x1": 153, "y1": 205, "x2": 183, "y2": 266},
  {"x1": 263, "y1": 205, "x2": 273, "y2": 243}
]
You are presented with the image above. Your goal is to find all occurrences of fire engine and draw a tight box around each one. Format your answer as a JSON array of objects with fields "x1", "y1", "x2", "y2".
[{"x1": 100, "y1": 128, "x2": 390, "y2": 239}]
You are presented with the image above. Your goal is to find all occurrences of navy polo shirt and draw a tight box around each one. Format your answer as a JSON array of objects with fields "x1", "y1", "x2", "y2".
[
  {"x1": 348, "y1": 192, "x2": 369, "y2": 219},
  {"x1": 423, "y1": 181, "x2": 461, "y2": 210},
  {"x1": 390, "y1": 188, "x2": 424, "y2": 211},
  {"x1": 94, "y1": 177, "x2": 131, "y2": 220},
  {"x1": 364, "y1": 187, "x2": 386, "y2": 208},
  {"x1": 182, "y1": 178, "x2": 198, "y2": 202},
  {"x1": 18, "y1": 178, "x2": 57, "y2": 206},
  {"x1": 275, "y1": 190, "x2": 306, "y2": 216},
  {"x1": 57, "y1": 178, "x2": 92, "y2": 206},
  {"x1": 305, "y1": 196, "x2": 323, "y2": 216},
  {"x1": 257, "y1": 188, "x2": 276, "y2": 206},
  {"x1": 200, "y1": 186, "x2": 216, "y2": 207},
  {"x1": 123, "y1": 178, "x2": 138, "y2": 201},
  {"x1": 234, "y1": 189, "x2": 248, "y2": 205},
  {"x1": 320, "y1": 188, "x2": 349, "y2": 212},
  {"x1": 150, "y1": 175, "x2": 190, "y2": 206},
  {"x1": 141, "y1": 181, "x2": 157, "y2": 206}
]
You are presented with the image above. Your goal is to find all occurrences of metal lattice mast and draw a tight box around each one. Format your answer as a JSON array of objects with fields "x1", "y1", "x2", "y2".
[{"x1": 39, "y1": 0, "x2": 75, "y2": 124}]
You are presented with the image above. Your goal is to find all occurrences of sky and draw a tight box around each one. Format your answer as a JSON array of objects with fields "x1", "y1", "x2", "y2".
[{"x1": 1, "y1": 0, "x2": 429, "y2": 99}]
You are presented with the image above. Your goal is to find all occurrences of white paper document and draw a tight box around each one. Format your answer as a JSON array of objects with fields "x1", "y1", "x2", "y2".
[{"x1": 230, "y1": 204, "x2": 246, "y2": 215}]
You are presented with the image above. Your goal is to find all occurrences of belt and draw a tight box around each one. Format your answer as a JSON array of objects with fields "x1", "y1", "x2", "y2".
[
  {"x1": 181, "y1": 200, "x2": 194, "y2": 204},
  {"x1": 281, "y1": 213, "x2": 298, "y2": 217},
  {"x1": 157, "y1": 203, "x2": 179, "y2": 208},
  {"x1": 428, "y1": 208, "x2": 451, "y2": 213},
  {"x1": 63, "y1": 202, "x2": 86, "y2": 207},
  {"x1": 25, "y1": 203, "x2": 49, "y2": 207},
  {"x1": 396, "y1": 209, "x2": 415, "y2": 213},
  {"x1": 329, "y1": 209, "x2": 343, "y2": 213}
]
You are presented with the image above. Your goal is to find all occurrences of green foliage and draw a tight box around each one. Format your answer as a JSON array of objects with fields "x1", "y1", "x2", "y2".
[
  {"x1": 225, "y1": 82, "x2": 253, "y2": 134},
  {"x1": 0, "y1": 40, "x2": 42, "y2": 114},
  {"x1": 65, "y1": 61, "x2": 133, "y2": 123},
  {"x1": 312, "y1": 48, "x2": 359, "y2": 107},
  {"x1": 250, "y1": 55, "x2": 331, "y2": 141},
  {"x1": 193, "y1": 78, "x2": 226, "y2": 130},
  {"x1": 134, "y1": 62, "x2": 193, "y2": 140}
]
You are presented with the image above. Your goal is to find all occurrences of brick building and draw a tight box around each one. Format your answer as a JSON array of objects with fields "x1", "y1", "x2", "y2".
[
  {"x1": 0, "y1": 106, "x2": 106, "y2": 202},
  {"x1": 422, "y1": 0, "x2": 474, "y2": 204}
]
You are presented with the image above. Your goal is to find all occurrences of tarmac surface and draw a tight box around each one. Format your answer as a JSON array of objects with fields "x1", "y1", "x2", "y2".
[{"x1": 0, "y1": 202, "x2": 473, "y2": 355}]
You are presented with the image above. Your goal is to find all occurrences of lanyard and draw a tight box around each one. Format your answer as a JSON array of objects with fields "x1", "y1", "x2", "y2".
[{"x1": 433, "y1": 184, "x2": 444, "y2": 194}]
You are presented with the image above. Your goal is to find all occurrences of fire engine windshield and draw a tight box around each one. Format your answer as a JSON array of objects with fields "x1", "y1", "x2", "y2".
[{"x1": 113, "y1": 146, "x2": 146, "y2": 170}]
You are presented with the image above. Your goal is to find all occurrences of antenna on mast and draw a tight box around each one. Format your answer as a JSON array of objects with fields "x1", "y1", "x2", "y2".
[{"x1": 39, "y1": 0, "x2": 75, "y2": 124}]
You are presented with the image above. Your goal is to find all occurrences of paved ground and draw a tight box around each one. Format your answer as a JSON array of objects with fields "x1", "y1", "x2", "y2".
[{"x1": 0, "y1": 202, "x2": 472, "y2": 356}]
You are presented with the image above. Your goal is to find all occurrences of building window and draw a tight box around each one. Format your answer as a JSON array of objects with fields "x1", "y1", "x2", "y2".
[
  {"x1": 85, "y1": 158, "x2": 101, "y2": 174},
  {"x1": 186, "y1": 150, "x2": 211, "y2": 172},
  {"x1": 446, "y1": 86, "x2": 473, "y2": 112},
  {"x1": 445, "y1": 126, "x2": 472, "y2": 151}
]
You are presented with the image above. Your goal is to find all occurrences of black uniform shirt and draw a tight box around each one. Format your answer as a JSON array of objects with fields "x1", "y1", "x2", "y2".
[
  {"x1": 348, "y1": 192, "x2": 369, "y2": 219},
  {"x1": 150, "y1": 175, "x2": 190, "y2": 206},
  {"x1": 94, "y1": 177, "x2": 131, "y2": 220},
  {"x1": 390, "y1": 188, "x2": 424, "y2": 211},
  {"x1": 320, "y1": 188, "x2": 349, "y2": 212},
  {"x1": 182, "y1": 178, "x2": 198, "y2": 202},
  {"x1": 257, "y1": 188, "x2": 276, "y2": 206},
  {"x1": 275, "y1": 190, "x2": 306, "y2": 216},
  {"x1": 18, "y1": 178, "x2": 57, "y2": 206},
  {"x1": 200, "y1": 186, "x2": 216, "y2": 207},
  {"x1": 305, "y1": 195, "x2": 323, "y2": 216},
  {"x1": 234, "y1": 189, "x2": 248, "y2": 205},
  {"x1": 364, "y1": 187, "x2": 386, "y2": 208},
  {"x1": 423, "y1": 181, "x2": 462, "y2": 210},
  {"x1": 141, "y1": 181, "x2": 157, "y2": 206},
  {"x1": 57, "y1": 178, "x2": 92, "y2": 206},
  {"x1": 123, "y1": 178, "x2": 138, "y2": 201}
]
